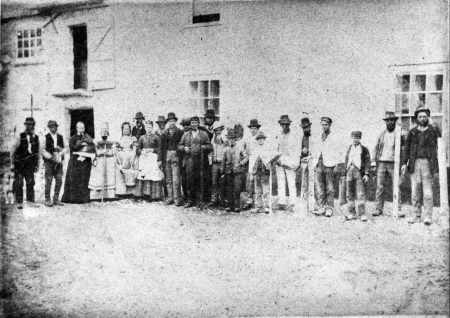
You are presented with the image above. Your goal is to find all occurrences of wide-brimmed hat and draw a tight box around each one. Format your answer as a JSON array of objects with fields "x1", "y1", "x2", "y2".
[
  {"x1": 156, "y1": 115, "x2": 166, "y2": 123},
  {"x1": 166, "y1": 112, "x2": 178, "y2": 122},
  {"x1": 24, "y1": 117, "x2": 35, "y2": 125},
  {"x1": 135, "y1": 112, "x2": 145, "y2": 120},
  {"x1": 47, "y1": 120, "x2": 58, "y2": 128},
  {"x1": 414, "y1": 105, "x2": 431, "y2": 118},
  {"x1": 278, "y1": 115, "x2": 292, "y2": 125},
  {"x1": 190, "y1": 116, "x2": 200, "y2": 123},
  {"x1": 255, "y1": 131, "x2": 267, "y2": 140},
  {"x1": 383, "y1": 111, "x2": 399, "y2": 121},
  {"x1": 300, "y1": 117, "x2": 311, "y2": 128},
  {"x1": 212, "y1": 121, "x2": 225, "y2": 131},
  {"x1": 204, "y1": 109, "x2": 218, "y2": 119},
  {"x1": 351, "y1": 131, "x2": 362, "y2": 139},
  {"x1": 248, "y1": 119, "x2": 261, "y2": 128},
  {"x1": 320, "y1": 116, "x2": 333, "y2": 124}
]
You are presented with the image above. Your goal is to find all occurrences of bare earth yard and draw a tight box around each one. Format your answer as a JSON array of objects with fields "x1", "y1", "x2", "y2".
[{"x1": 1, "y1": 200, "x2": 449, "y2": 317}]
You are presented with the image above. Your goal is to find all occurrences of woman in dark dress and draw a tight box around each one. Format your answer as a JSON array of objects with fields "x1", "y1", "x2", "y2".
[{"x1": 62, "y1": 122, "x2": 96, "y2": 203}]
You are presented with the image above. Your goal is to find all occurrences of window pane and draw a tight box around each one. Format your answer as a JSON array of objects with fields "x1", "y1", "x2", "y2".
[
  {"x1": 427, "y1": 74, "x2": 443, "y2": 91},
  {"x1": 401, "y1": 117, "x2": 410, "y2": 131},
  {"x1": 24, "y1": 49, "x2": 29, "y2": 57},
  {"x1": 30, "y1": 49, "x2": 35, "y2": 57},
  {"x1": 18, "y1": 40, "x2": 22, "y2": 48},
  {"x1": 211, "y1": 98, "x2": 219, "y2": 114},
  {"x1": 427, "y1": 93, "x2": 442, "y2": 113},
  {"x1": 37, "y1": 28, "x2": 41, "y2": 36},
  {"x1": 30, "y1": 29, "x2": 35, "y2": 37},
  {"x1": 202, "y1": 99, "x2": 210, "y2": 113},
  {"x1": 189, "y1": 81, "x2": 198, "y2": 97},
  {"x1": 17, "y1": 31, "x2": 23, "y2": 39},
  {"x1": 37, "y1": 38, "x2": 42, "y2": 46},
  {"x1": 23, "y1": 30, "x2": 28, "y2": 38},
  {"x1": 210, "y1": 80, "x2": 219, "y2": 97},
  {"x1": 413, "y1": 74, "x2": 426, "y2": 91},
  {"x1": 30, "y1": 39, "x2": 34, "y2": 47},
  {"x1": 18, "y1": 49, "x2": 23, "y2": 58},
  {"x1": 395, "y1": 94, "x2": 409, "y2": 114},
  {"x1": 24, "y1": 40, "x2": 29, "y2": 48},
  {"x1": 396, "y1": 74, "x2": 410, "y2": 92},
  {"x1": 199, "y1": 81, "x2": 209, "y2": 98},
  {"x1": 431, "y1": 116, "x2": 443, "y2": 135}
]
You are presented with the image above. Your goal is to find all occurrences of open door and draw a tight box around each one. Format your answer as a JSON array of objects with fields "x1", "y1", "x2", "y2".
[{"x1": 70, "y1": 109, "x2": 95, "y2": 138}]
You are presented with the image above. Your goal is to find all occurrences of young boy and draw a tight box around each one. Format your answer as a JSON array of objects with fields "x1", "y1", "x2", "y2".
[
  {"x1": 209, "y1": 121, "x2": 226, "y2": 206},
  {"x1": 344, "y1": 131, "x2": 371, "y2": 222},
  {"x1": 251, "y1": 131, "x2": 272, "y2": 213},
  {"x1": 222, "y1": 129, "x2": 248, "y2": 212}
]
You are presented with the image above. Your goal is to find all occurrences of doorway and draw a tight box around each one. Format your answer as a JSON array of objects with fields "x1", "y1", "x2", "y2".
[
  {"x1": 70, "y1": 109, "x2": 94, "y2": 138},
  {"x1": 71, "y1": 24, "x2": 88, "y2": 89}
]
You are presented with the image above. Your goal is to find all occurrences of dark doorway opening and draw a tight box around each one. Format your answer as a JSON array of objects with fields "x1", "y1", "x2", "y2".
[
  {"x1": 70, "y1": 109, "x2": 94, "y2": 138},
  {"x1": 71, "y1": 25, "x2": 88, "y2": 89}
]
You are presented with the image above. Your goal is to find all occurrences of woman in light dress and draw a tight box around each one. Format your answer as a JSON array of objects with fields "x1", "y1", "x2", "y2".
[
  {"x1": 114, "y1": 122, "x2": 138, "y2": 197},
  {"x1": 89, "y1": 124, "x2": 117, "y2": 200},
  {"x1": 134, "y1": 120, "x2": 164, "y2": 201}
]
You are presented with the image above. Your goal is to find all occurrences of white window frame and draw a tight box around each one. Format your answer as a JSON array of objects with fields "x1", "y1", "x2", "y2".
[
  {"x1": 188, "y1": 79, "x2": 220, "y2": 117},
  {"x1": 15, "y1": 26, "x2": 43, "y2": 63}
]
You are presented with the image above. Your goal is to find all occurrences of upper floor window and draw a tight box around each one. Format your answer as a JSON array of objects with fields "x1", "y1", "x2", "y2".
[
  {"x1": 17, "y1": 28, "x2": 42, "y2": 59},
  {"x1": 189, "y1": 80, "x2": 220, "y2": 116},
  {"x1": 394, "y1": 71, "x2": 445, "y2": 133},
  {"x1": 192, "y1": 0, "x2": 220, "y2": 24}
]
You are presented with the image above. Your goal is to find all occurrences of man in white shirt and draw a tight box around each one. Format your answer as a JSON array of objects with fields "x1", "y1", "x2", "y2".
[
  {"x1": 311, "y1": 116, "x2": 343, "y2": 217},
  {"x1": 245, "y1": 119, "x2": 262, "y2": 207},
  {"x1": 274, "y1": 115, "x2": 300, "y2": 210}
]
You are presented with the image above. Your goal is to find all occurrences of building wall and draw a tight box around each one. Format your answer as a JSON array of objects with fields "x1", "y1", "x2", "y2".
[{"x1": 1, "y1": 0, "x2": 448, "y2": 155}]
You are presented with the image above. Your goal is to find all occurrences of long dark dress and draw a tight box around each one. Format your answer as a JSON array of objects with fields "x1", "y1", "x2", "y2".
[{"x1": 62, "y1": 133, "x2": 95, "y2": 203}]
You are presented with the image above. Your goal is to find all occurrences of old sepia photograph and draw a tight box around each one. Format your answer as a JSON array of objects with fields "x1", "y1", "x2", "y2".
[{"x1": 0, "y1": 0, "x2": 449, "y2": 317}]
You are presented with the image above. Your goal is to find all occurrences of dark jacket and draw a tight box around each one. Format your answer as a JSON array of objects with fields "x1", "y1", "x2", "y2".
[
  {"x1": 44, "y1": 133, "x2": 64, "y2": 161},
  {"x1": 160, "y1": 127, "x2": 184, "y2": 162},
  {"x1": 178, "y1": 129, "x2": 212, "y2": 158},
  {"x1": 344, "y1": 144, "x2": 371, "y2": 177},
  {"x1": 132, "y1": 125, "x2": 146, "y2": 140},
  {"x1": 402, "y1": 125, "x2": 439, "y2": 174},
  {"x1": 13, "y1": 132, "x2": 40, "y2": 170}
]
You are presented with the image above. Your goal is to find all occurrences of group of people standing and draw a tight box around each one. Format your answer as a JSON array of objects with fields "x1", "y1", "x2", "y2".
[{"x1": 11, "y1": 104, "x2": 441, "y2": 225}]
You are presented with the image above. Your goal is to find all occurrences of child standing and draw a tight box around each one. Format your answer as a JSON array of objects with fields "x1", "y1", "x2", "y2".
[
  {"x1": 251, "y1": 131, "x2": 272, "y2": 213},
  {"x1": 222, "y1": 129, "x2": 248, "y2": 212},
  {"x1": 344, "y1": 131, "x2": 371, "y2": 222}
]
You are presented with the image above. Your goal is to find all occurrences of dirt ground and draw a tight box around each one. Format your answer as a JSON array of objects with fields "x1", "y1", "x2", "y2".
[{"x1": 1, "y1": 199, "x2": 449, "y2": 317}]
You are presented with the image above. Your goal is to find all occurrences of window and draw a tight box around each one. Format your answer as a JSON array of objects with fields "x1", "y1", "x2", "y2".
[
  {"x1": 71, "y1": 25, "x2": 88, "y2": 89},
  {"x1": 17, "y1": 27, "x2": 42, "y2": 59},
  {"x1": 192, "y1": 0, "x2": 220, "y2": 24},
  {"x1": 189, "y1": 80, "x2": 220, "y2": 116},
  {"x1": 394, "y1": 71, "x2": 445, "y2": 132}
]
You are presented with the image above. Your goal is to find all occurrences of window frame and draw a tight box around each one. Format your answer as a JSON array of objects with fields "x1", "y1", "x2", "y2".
[
  {"x1": 188, "y1": 79, "x2": 220, "y2": 117},
  {"x1": 191, "y1": 0, "x2": 221, "y2": 26},
  {"x1": 15, "y1": 26, "x2": 44, "y2": 63}
]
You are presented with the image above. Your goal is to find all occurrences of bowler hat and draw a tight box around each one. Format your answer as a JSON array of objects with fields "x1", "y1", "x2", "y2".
[
  {"x1": 24, "y1": 117, "x2": 35, "y2": 125},
  {"x1": 300, "y1": 117, "x2": 311, "y2": 128},
  {"x1": 320, "y1": 116, "x2": 333, "y2": 124},
  {"x1": 166, "y1": 112, "x2": 178, "y2": 122},
  {"x1": 204, "y1": 109, "x2": 218, "y2": 119},
  {"x1": 278, "y1": 115, "x2": 292, "y2": 125},
  {"x1": 135, "y1": 112, "x2": 145, "y2": 120},
  {"x1": 47, "y1": 120, "x2": 58, "y2": 128},
  {"x1": 190, "y1": 116, "x2": 200, "y2": 123},
  {"x1": 383, "y1": 111, "x2": 399, "y2": 121},
  {"x1": 156, "y1": 115, "x2": 166, "y2": 123},
  {"x1": 414, "y1": 105, "x2": 430, "y2": 118},
  {"x1": 255, "y1": 131, "x2": 267, "y2": 140},
  {"x1": 351, "y1": 131, "x2": 362, "y2": 139},
  {"x1": 248, "y1": 119, "x2": 261, "y2": 128}
]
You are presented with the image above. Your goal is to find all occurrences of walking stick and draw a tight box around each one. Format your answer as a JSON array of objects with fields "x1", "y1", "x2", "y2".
[
  {"x1": 269, "y1": 162, "x2": 273, "y2": 214},
  {"x1": 102, "y1": 143, "x2": 107, "y2": 203}
]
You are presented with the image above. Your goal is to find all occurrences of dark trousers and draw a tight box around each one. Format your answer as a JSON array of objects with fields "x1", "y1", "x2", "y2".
[
  {"x1": 44, "y1": 161, "x2": 63, "y2": 201},
  {"x1": 315, "y1": 159, "x2": 335, "y2": 209},
  {"x1": 224, "y1": 172, "x2": 243, "y2": 209},
  {"x1": 211, "y1": 162, "x2": 224, "y2": 203},
  {"x1": 185, "y1": 155, "x2": 208, "y2": 203},
  {"x1": 14, "y1": 165, "x2": 35, "y2": 204}
]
